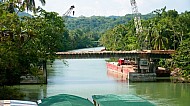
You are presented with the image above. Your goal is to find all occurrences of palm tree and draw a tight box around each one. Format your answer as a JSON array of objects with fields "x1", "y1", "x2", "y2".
[
  {"x1": 151, "y1": 23, "x2": 168, "y2": 50},
  {"x1": 145, "y1": 21, "x2": 154, "y2": 50},
  {"x1": 3, "y1": 0, "x2": 45, "y2": 13},
  {"x1": 21, "y1": 0, "x2": 45, "y2": 12}
]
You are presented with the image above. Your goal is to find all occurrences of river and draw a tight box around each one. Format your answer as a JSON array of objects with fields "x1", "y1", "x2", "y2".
[{"x1": 16, "y1": 47, "x2": 190, "y2": 106}]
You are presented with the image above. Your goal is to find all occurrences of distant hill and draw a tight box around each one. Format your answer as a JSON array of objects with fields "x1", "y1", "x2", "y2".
[
  {"x1": 65, "y1": 14, "x2": 155, "y2": 34},
  {"x1": 15, "y1": 9, "x2": 32, "y2": 17},
  {"x1": 17, "y1": 11, "x2": 32, "y2": 17}
]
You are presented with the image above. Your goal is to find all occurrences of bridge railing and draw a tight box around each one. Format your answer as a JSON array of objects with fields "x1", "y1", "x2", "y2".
[{"x1": 55, "y1": 50, "x2": 175, "y2": 59}]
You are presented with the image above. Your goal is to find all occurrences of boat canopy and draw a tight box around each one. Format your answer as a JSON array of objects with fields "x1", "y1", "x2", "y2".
[
  {"x1": 92, "y1": 94, "x2": 155, "y2": 106},
  {"x1": 38, "y1": 94, "x2": 93, "y2": 106}
]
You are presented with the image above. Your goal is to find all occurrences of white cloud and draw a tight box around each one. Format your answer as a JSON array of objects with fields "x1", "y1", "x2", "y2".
[
  {"x1": 113, "y1": 0, "x2": 127, "y2": 4},
  {"x1": 95, "y1": 0, "x2": 100, "y2": 4}
]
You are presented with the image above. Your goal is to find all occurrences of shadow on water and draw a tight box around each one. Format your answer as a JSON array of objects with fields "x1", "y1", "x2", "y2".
[
  {"x1": 0, "y1": 85, "x2": 47, "y2": 101},
  {"x1": 0, "y1": 86, "x2": 25, "y2": 100},
  {"x1": 130, "y1": 82, "x2": 190, "y2": 106},
  {"x1": 156, "y1": 77, "x2": 171, "y2": 82}
]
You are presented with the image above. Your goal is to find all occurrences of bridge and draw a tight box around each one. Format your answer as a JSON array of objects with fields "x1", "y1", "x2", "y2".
[{"x1": 56, "y1": 50, "x2": 175, "y2": 59}]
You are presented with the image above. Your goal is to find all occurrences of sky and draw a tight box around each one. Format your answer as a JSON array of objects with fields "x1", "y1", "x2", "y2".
[{"x1": 35, "y1": 0, "x2": 190, "y2": 17}]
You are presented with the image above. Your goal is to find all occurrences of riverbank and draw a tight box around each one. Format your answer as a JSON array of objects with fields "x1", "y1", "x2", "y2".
[{"x1": 171, "y1": 68, "x2": 190, "y2": 83}]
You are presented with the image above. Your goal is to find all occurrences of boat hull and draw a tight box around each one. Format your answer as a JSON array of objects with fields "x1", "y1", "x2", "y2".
[{"x1": 106, "y1": 62, "x2": 135, "y2": 79}]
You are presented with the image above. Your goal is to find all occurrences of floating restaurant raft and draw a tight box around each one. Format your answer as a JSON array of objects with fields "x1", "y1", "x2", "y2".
[{"x1": 106, "y1": 58, "x2": 170, "y2": 82}]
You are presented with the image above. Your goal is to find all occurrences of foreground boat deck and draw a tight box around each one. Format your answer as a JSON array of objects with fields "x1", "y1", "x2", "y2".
[
  {"x1": 1, "y1": 94, "x2": 155, "y2": 106},
  {"x1": 92, "y1": 94, "x2": 155, "y2": 106}
]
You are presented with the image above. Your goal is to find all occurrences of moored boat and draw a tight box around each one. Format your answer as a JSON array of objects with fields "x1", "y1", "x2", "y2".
[
  {"x1": 106, "y1": 62, "x2": 135, "y2": 75},
  {"x1": 106, "y1": 58, "x2": 171, "y2": 81},
  {"x1": 106, "y1": 58, "x2": 136, "y2": 79}
]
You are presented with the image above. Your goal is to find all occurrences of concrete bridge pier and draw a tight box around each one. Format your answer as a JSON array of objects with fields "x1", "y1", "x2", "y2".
[{"x1": 129, "y1": 57, "x2": 157, "y2": 82}]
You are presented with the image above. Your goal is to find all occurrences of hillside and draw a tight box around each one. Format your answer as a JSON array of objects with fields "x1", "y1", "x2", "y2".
[
  {"x1": 65, "y1": 14, "x2": 155, "y2": 34},
  {"x1": 17, "y1": 11, "x2": 32, "y2": 17}
]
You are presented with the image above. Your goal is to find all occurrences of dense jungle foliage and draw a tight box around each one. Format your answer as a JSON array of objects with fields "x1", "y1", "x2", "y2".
[
  {"x1": 65, "y1": 14, "x2": 154, "y2": 47},
  {"x1": 0, "y1": 0, "x2": 70, "y2": 85},
  {"x1": 100, "y1": 7, "x2": 190, "y2": 51},
  {"x1": 100, "y1": 7, "x2": 190, "y2": 81}
]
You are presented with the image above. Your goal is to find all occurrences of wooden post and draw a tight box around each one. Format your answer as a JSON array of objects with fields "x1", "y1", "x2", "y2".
[
  {"x1": 43, "y1": 60, "x2": 47, "y2": 84},
  {"x1": 137, "y1": 57, "x2": 141, "y2": 73}
]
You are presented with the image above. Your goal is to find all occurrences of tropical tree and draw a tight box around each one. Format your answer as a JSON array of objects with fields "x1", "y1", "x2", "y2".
[
  {"x1": 100, "y1": 21, "x2": 137, "y2": 51},
  {"x1": 0, "y1": 5, "x2": 68, "y2": 85},
  {"x1": 69, "y1": 29, "x2": 93, "y2": 49},
  {"x1": 21, "y1": 0, "x2": 45, "y2": 12},
  {"x1": 0, "y1": 6, "x2": 29, "y2": 85},
  {"x1": 172, "y1": 38, "x2": 190, "y2": 81},
  {"x1": 2, "y1": 0, "x2": 45, "y2": 13},
  {"x1": 177, "y1": 11, "x2": 190, "y2": 43},
  {"x1": 141, "y1": 19, "x2": 154, "y2": 50},
  {"x1": 151, "y1": 22, "x2": 168, "y2": 50}
]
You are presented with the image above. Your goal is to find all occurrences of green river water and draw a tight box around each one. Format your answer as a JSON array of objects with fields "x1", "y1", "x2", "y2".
[{"x1": 14, "y1": 47, "x2": 190, "y2": 106}]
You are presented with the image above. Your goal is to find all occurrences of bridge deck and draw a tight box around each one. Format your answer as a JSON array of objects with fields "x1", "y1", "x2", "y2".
[{"x1": 56, "y1": 50, "x2": 175, "y2": 59}]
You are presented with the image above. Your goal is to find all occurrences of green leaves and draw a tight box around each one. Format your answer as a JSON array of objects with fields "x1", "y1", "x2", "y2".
[
  {"x1": 172, "y1": 38, "x2": 190, "y2": 80},
  {"x1": 99, "y1": 7, "x2": 190, "y2": 80},
  {"x1": 100, "y1": 23, "x2": 137, "y2": 51},
  {"x1": 0, "y1": 5, "x2": 68, "y2": 85}
]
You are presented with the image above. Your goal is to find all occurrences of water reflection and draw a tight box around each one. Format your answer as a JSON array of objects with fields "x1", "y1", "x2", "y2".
[
  {"x1": 7, "y1": 47, "x2": 190, "y2": 106},
  {"x1": 130, "y1": 83, "x2": 190, "y2": 106},
  {"x1": 44, "y1": 59, "x2": 133, "y2": 101},
  {"x1": 107, "y1": 70, "x2": 128, "y2": 83},
  {"x1": 13, "y1": 85, "x2": 47, "y2": 101}
]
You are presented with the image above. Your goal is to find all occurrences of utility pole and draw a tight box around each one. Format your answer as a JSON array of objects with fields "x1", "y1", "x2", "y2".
[
  {"x1": 130, "y1": 0, "x2": 147, "y2": 50},
  {"x1": 130, "y1": 0, "x2": 142, "y2": 34}
]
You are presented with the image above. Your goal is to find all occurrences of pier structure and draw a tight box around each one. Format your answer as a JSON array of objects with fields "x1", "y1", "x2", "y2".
[
  {"x1": 56, "y1": 50, "x2": 174, "y2": 59},
  {"x1": 57, "y1": 50, "x2": 175, "y2": 82}
]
